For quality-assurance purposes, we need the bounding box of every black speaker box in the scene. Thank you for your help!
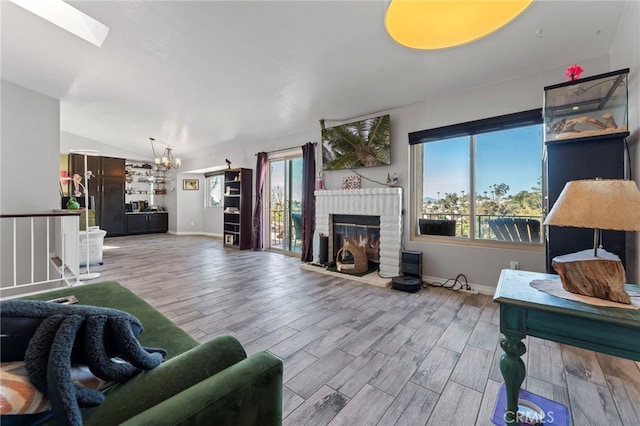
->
[402,250,422,278]
[319,235,329,265]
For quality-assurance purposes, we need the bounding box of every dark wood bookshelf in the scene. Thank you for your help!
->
[223,168,253,249]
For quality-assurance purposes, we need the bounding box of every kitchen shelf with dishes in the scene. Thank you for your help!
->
[125,161,172,211]
[124,161,170,234]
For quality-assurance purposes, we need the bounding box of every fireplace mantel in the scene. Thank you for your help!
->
[315,188,402,277]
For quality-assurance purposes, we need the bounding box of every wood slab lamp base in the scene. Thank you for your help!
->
[552,249,630,304]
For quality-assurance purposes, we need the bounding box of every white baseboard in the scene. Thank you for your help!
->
[169,231,223,239]
[202,232,223,238]
[470,283,496,296]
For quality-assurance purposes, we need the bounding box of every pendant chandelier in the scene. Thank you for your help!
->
[150,137,181,169]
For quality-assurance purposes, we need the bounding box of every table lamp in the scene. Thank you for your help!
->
[543,179,640,304]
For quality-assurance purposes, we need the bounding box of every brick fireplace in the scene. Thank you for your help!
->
[315,188,402,277]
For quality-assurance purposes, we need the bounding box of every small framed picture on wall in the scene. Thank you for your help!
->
[183,179,199,190]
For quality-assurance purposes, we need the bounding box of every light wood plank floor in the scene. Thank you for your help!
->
[88,234,640,425]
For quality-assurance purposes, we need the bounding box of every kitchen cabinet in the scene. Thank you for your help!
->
[126,212,168,234]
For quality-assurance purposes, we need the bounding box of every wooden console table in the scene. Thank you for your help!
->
[493,269,640,424]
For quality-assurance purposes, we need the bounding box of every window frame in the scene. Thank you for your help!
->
[409,109,545,250]
[205,172,224,208]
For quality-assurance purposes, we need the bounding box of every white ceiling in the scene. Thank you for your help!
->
[0,1,628,159]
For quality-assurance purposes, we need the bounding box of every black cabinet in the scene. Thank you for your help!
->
[223,168,252,249]
[70,154,100,179]
[545,133,628,273]
[100,176,126,235]
[70,155,126,237]
[126,212,168,234]
[148,212,169,233]
[101,157,126,177]
[543,69,629,274]
[126,214,149,234]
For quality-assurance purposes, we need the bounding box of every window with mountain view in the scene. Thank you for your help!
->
[411,110,543,244]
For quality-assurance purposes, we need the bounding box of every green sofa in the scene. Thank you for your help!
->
[16,282,283,426]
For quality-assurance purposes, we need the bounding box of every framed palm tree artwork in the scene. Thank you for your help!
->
[322,114,391,171]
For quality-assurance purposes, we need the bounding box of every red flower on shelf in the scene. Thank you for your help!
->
[565,64,584,81]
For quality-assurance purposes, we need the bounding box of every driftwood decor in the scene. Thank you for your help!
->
[552,249,631,304]
[549,113,628,140]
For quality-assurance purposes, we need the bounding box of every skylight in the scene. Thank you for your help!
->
[9,0,109,47]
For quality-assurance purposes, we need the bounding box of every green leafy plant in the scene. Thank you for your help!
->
[66,197,80,210]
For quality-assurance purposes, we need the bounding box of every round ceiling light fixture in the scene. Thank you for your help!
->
[385,0,534,50]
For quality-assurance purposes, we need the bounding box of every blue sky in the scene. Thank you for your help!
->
[423,125,542,199]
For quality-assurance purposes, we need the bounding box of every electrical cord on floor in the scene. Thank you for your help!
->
[423,273,470,291]
[377,270,397,279]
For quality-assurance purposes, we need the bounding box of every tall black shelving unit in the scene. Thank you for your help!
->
[223,168,253,250]
[545,132,628,273]
[543,68,630,275]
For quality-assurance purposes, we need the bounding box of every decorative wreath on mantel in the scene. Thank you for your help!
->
[336,245,368,274]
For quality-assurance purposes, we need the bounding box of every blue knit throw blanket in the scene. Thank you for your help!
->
[0,300,166,426]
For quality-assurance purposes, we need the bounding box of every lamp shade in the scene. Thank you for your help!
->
[544,179,640,231]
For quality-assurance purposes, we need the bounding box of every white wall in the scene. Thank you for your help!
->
[174,174,204,234]
[163,173,178,232]
[60,131,150,162]
[8,8,630,289]
[177,130,321,237]
[1,81,60,286]
[203,204,223,236]
[1,81,60,213]
[401,56,614,289]
[177,141,252,235]
[180,56,619,290]
[610,0,640,282]
[174,174,231,237]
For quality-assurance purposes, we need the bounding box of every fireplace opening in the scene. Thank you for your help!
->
[332,215,381,270]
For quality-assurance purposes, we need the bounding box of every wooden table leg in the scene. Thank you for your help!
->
[500,334,526,425]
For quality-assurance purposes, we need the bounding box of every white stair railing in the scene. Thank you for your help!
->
[1,211,80,298]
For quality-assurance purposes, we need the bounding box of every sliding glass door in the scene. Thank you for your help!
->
[268,155,302,254]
